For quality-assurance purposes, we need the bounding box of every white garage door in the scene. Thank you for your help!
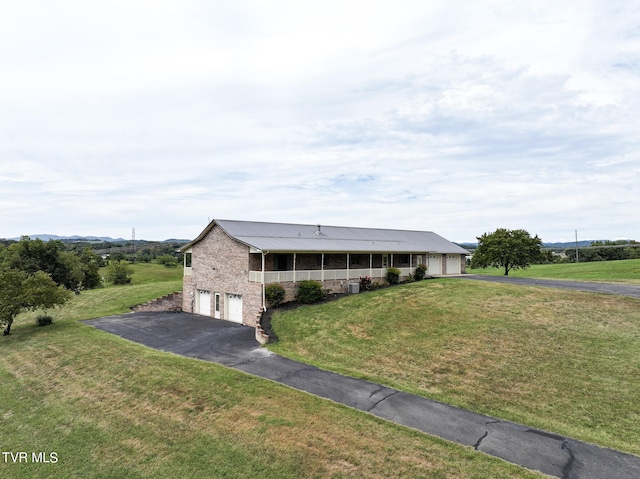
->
[226,294,243,323]
[197,290,211,316]
[446,255,461,275]
[428,254,442,275]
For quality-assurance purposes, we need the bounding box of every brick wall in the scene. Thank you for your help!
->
[132,292,183,312]
[182,224,263,327]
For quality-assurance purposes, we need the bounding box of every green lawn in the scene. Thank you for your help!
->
[126,262,184,285]
[1,263,545,479]
[467,258,640,283]
[268,278,640,457]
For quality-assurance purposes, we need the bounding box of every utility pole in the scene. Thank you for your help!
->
[575,230,579,263]
[132,227,136,262]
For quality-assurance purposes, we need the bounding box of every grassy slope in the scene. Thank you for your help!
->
[269,276,640,456]
[467,258,640,283]
[1,263,544,479]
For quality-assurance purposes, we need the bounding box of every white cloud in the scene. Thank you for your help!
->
[1,0,639,242]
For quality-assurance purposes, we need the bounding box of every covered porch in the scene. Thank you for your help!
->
[248,252,428,284]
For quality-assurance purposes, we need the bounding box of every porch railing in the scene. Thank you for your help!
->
[248,267,413,284]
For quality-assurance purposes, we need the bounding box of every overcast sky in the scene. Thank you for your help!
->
[1,1,639,242]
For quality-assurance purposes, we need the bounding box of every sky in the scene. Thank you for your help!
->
[1,1,639,243]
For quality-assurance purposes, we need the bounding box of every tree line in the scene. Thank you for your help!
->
[1,237,103,291]
[559,240,640,263]
[1,237,186,264]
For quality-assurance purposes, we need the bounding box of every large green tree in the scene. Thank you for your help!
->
[105,260,134,285]
[471,228,544,275]
[1,270,72,335]
[0,237,102,290]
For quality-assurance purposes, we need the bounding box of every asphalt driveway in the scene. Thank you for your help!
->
[456,274,640,298]
[84,311,640,479]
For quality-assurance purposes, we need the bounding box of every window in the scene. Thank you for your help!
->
[350,254,369,267]
[274,254,292,271]
[184,253,192,267]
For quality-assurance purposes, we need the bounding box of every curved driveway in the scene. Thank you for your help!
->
[85,307,640,479]
[455,275,640,298]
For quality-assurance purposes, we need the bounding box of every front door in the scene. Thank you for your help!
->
[214,293,221,319]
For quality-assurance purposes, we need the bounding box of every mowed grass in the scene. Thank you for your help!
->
[127,262,184,286]
[14,263,183,323]
[467,258,640,284]
[1,263,545,478]
[269,278,640,456]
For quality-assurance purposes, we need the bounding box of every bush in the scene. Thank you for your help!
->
[36,314,54,327]
[265,284,286,308]
[297,280,325,304]
[105,260,134,285]
[156,255,179,268]
[359,275,373,291]
[414,264,427,281]
[386,267,401,285]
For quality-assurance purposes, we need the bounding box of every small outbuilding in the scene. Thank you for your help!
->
[180,219,469,327]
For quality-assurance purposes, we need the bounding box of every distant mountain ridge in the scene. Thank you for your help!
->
[542,240,600,249]
[8,234,128,242]
[7,234,189,243]
[8,236,616,247]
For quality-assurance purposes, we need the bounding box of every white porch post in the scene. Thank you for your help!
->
[346,253,350,280]
[293,253,297,283]
[321,253,325,281]
[369,253,373,277]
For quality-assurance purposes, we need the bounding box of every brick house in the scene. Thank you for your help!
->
[180,219,469,327]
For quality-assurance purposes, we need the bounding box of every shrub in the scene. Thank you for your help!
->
[359,275,373,291]
[105,260,134,285]
[386,267,401,285]
[414,264,427,281]
[36,314,54,327]
[265,284,286,308]
[297,280,325,304]
[156,255,179,268]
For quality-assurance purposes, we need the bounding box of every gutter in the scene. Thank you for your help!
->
[261,250,269,313]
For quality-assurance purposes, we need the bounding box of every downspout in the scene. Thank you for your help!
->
[261,251,268,312]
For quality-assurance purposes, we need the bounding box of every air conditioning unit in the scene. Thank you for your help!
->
[348,283,360,294]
